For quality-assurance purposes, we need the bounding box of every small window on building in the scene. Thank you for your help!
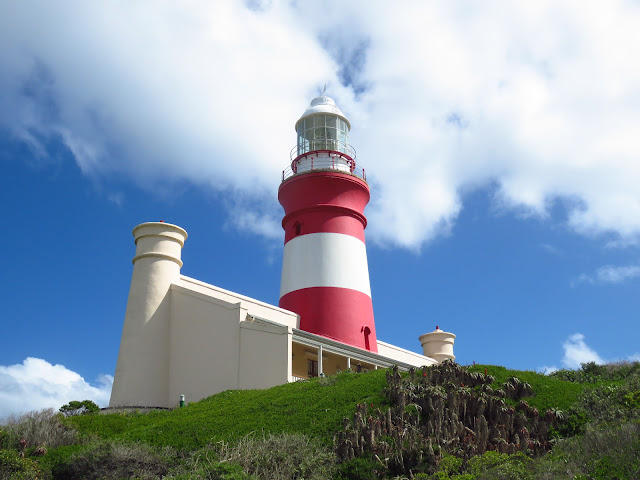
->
[294,221,301,237]
[308,359,318,377]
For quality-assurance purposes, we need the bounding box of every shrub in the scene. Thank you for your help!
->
[559,373,640,436]
[551,361,640,384]
[2,409,77,449]
[59,400,100,417]
[338,363,560,477]
[426,453,472,479]
[174,432,337,480]
[539,421,640,480]
[0,448,42,480]
[216,432,338,480]
[466,451,534,479]
[168,461,255,480]
[0,428,13,450]
[334,456,383,479]
[433,454,464,477]
[52,440,171,480]
[623,390,640,409]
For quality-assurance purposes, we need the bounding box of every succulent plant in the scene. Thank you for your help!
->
[335,363,557,475]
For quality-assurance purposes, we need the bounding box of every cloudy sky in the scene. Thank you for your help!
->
[1,0,639,419]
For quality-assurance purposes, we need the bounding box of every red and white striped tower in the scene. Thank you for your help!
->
[279,94,377,352]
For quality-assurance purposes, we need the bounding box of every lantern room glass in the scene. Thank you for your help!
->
[296,114,350,156]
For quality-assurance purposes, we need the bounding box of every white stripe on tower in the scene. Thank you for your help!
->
[280,232,371,298]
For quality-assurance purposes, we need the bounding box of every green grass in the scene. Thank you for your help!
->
[70,366,587,451]
[69,369,388,450]
[468,364,584,412]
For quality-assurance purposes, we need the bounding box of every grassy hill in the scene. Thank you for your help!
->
[1,362,639,479]
[70,369,390,449]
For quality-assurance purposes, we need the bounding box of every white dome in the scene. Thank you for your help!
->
[295,95,350,131]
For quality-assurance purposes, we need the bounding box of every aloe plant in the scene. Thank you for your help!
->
[336,361,560,476]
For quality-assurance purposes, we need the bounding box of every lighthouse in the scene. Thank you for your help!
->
[108,92,453,409]
[278,94,378,352]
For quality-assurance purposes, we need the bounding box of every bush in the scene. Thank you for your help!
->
[2,409,77,449]
[558,373,640,436]
[467,451,534,479]
[334,456,383,479]
[174,432,337,480]
[0,448,42,480]
[0,428,13,450]
[623,390,640,409]
[169,461,255,480]
[431,454,464,478]
[538,421,640,480]
[551,361,640,384]
[59,400,100,417]
[52,440,171,480]
[217,432,338,480]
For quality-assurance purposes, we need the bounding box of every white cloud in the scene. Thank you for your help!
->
[561,333,605,369]
[574,264,640,285]
[1,1,640,248]
[605,237,639,249]
[541,334,639,372]
[538,365,559,374]
[0,358,113,420]
[226,208,282,241]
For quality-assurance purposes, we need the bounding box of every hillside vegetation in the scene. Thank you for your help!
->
[1,361,639,479]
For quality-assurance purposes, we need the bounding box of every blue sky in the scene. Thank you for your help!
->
[1,1,639,418]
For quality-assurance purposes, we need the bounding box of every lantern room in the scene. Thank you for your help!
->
[294,95,352,157]
[284,95,364,181]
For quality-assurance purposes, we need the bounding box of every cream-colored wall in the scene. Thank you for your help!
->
[167,285,245,407]
[166,279,299,406]
[238,320,291,390]
[177,276,298,329]
[377,340,437,368]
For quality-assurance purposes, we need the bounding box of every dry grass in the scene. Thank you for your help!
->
[2,409,77,449]
[536,421,640,480]
[52,441,172,480]
[194,432,338,480]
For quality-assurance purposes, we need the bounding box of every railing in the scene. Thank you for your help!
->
[290,375,308,382]
[282,150,366,183]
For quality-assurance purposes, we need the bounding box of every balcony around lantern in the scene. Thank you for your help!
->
[281,139,366,183]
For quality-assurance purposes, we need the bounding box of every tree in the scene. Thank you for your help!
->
[59,400,100,417]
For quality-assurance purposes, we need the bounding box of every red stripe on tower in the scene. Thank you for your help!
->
[278,94,378,352]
